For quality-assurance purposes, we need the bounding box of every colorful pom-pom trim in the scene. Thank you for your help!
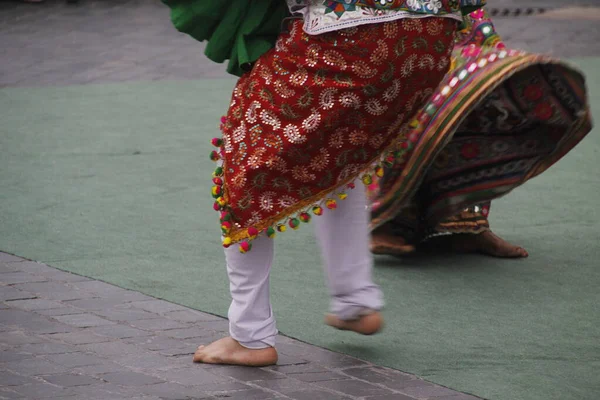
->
[210,114,412,253]
[288,218,300,230]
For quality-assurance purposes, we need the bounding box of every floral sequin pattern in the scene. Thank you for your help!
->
[213,19,456,249]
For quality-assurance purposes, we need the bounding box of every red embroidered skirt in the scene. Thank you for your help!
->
[212,18,458,251]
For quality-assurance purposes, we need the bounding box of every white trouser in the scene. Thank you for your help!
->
[224,181,383,349]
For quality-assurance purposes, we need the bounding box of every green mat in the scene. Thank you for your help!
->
[1,59,599,400]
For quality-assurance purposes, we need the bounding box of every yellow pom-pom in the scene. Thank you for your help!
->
[338,193,348,200]
[222,237,232,248]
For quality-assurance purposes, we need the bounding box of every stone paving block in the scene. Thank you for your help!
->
[197,380,252,393]
[252,377,308,393]
[42,373,100,387]
[127,335,190,352]
[0,331,44,346]
[0,370,36,386]
[104,291,156,303]
[0,388,27,399]
[0,309,30,324]
[17,342,78,355]
[269,362,329,374]
[73,360,132,375]
[297,348,369,368]
[344,367,414,384]
[285,390,353,400]
[65,297,126,310]
[0,264,20,274]
[6,299,64,311]
[379,378,435,392]
[292,371,349,382]
[400,384,462,398]
[216,388,282,400]
[89,324,153,339]
[164,309,223,323]
[26,320,74,335]
[92,306,158,321]
[0,350,34,363]
[161,327,215,340]
[42,270,93,283]
[271,353,309,366]
[130,318,188,331]
[80,341,144,357]
[121,334,162,347]
[139,382,212,399]
[45,352,104,368]
[0,287,36,302]
[10,382,72,399]
[112,352,173,370]
[100,371,165,386]
[70,280,129,294]
[129,300,189,314]
[0,272,47,285]
[0,310,62,330]
[68,283,153,302]
[11,282,95,301]
[62,383,135,399]
[10,262,59,275]
[6,358,68,376]
[35,307,85,317]
[210,365,286,382]
[157,347,195,357]
[52,313,116,328]
[194,319,230,332]
[0,254,24,263]
[316,379,393,397]
[153,367,229,386]
[45,331,111,345]
[365,395,417,400]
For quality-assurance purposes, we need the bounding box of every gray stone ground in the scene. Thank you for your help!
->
[0,253,480,400]
[1,1,599,399]
[0,0,599,88]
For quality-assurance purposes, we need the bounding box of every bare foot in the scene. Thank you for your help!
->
[193,337,278,366]
[325,311,383,335]
[426,231,528,258]
[370,226,416,256]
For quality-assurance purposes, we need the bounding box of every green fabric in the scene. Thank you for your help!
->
[1,58,598,400]
[162,0,289,77]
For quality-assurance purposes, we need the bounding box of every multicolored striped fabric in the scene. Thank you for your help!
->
[368,8,592,241]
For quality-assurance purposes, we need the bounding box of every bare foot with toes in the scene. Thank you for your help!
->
[193,337,278,366]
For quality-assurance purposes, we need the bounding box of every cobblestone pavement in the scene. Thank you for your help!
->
[0,252,481,400]
[0,0,599,88]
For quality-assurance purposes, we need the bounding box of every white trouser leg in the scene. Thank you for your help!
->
[314,180,384,320]
[225,235,277,349]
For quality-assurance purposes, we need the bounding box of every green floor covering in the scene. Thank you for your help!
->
[1,58,599,400]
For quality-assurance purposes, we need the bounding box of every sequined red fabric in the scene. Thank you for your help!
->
[217,18,457,245]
